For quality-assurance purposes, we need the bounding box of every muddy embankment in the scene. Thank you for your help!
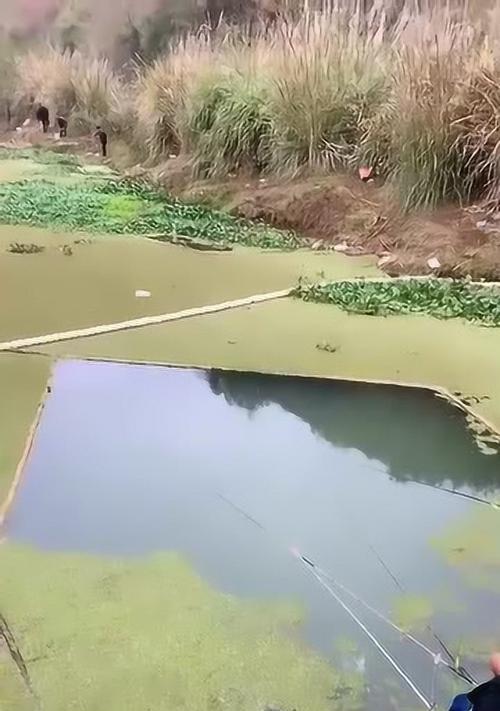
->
[122,148,500,282]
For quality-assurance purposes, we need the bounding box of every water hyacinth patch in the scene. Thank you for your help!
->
[0,178,297,249]
[295,278,500,326]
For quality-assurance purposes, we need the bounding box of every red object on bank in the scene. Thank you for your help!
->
[359,166,374,181]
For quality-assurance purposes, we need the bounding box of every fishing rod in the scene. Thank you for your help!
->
[293,551,434,710]
[411,480,500,509]
[360,462,500,510]
[294,549,475,686]
[215,492,466,707]
[216,492,476,684]
[359,539,477,686]
[322,481,477,686]
[0,612,40,709]
[219,491,472,680]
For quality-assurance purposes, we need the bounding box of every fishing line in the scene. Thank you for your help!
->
[294,552,434,710]
[215,492,265,530]
[304,557,446,666]
[295,550,474,686]
[360,462,500,510]
[360,540,476,685]
[411,480,500,509]
[326,473,477,685]
[215,491,451,707]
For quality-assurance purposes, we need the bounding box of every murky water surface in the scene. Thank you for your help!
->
[7,360,500,710]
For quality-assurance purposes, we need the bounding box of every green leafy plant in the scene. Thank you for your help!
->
[295,278,500,327]
[0,178,297,249]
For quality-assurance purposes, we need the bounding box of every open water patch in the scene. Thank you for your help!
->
[5,360,500,711]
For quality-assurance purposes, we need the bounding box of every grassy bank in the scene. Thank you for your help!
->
[6,1,500,210]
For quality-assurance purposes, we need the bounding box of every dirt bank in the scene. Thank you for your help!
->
[138,155,500,281]
[3,131,500,281]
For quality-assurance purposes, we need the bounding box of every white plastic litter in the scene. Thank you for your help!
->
[135,290,151,298]
[427,257,441,270]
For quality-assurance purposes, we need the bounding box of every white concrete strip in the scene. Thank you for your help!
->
[0,288,293,352]
[0,380,50,528]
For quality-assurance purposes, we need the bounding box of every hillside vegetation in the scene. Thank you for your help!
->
[3,0,500,210]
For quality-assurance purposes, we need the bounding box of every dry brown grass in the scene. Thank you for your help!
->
[14,48,132,133]
[12,0,500,208]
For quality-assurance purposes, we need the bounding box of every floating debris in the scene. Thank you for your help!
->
[8,242,44,255]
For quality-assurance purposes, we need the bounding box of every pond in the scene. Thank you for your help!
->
[5,359,500,711]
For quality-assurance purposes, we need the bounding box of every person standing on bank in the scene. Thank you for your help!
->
[449,653,500,710]
[94,126,108,158]
[56,116,68,138]
[36,104,50,133]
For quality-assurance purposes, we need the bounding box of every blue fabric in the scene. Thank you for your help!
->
[449,693,472,711]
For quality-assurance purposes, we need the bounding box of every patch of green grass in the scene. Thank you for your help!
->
[0,178,297,249]
[295,278,500,326]
[432,508,500,591]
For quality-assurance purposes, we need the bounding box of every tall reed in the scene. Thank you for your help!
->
[13,0,500,208]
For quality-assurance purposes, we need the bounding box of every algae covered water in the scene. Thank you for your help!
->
[6,360,500,711]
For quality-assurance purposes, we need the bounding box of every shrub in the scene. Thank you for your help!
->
[266,9,389,175]
[134,36,217,161]
[188,77,273,177]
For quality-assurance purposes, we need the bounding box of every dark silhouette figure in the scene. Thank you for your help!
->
[56,116,68,138]
[94,126,108,158]
[36,105,50,133]
[449,653,500,710]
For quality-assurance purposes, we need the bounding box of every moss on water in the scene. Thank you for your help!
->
[0,224,376,342]
[39,298,500,434]
[0,544,362,711]
[432,508,500,590]
[392,595,434,633]
[2,148,499,711]
[0,661,32,711]
[0,354,50,505]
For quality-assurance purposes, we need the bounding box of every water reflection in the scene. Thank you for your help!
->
[207,370,500,492]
